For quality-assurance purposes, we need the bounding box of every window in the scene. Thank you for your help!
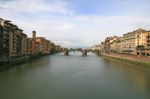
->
[3,44,6,48]
[3,31,7,36]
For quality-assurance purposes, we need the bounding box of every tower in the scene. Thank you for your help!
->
[32,31,36,39]
[32,31,36,55]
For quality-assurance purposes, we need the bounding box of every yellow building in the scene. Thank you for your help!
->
[121,30,137,54]
[103,37,113,52]
[103,36,119,53]
[100,28,150,56]
[120,28,150,55]
[136,29,150,55]
[109,36,120,53]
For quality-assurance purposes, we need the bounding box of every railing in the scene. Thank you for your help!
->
[136,45,144,50]
[136,45,150,50]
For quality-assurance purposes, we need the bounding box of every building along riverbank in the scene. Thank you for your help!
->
[0,18,62,64]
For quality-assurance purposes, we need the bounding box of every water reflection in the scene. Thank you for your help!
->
[0,52,150,99]
[102,57,150,95]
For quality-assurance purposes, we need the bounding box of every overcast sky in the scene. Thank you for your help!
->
[0,0,150,47]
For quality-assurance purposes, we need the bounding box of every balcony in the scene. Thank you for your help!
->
[136,45,144,50]
[136,45,150,50]
[147,44,150,46]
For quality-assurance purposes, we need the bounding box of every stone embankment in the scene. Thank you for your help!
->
[102,52,150,66]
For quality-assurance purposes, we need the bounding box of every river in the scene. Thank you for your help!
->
[0,51,150,99]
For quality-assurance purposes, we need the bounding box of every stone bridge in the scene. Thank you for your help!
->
[63,48,88,56]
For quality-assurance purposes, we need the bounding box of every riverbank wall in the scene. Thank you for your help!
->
[0,54,55,71]
[101,52,150,67]
[0,55,30,71]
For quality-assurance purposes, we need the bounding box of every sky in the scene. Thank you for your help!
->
[0,0,150,48]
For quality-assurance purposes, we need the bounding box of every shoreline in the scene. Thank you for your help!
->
[0,54,54,71]
[101,53,150,67]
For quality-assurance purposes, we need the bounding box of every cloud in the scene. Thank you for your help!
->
[0,0,70,14]
[0,0,150,47]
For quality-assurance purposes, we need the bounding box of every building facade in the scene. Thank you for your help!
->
[0,18,10,62]
[121,31,136,54]
[136,29,150,55]
[109,36,120,53]
[100,28,150,56]
[0,18,28,62]
[28,31,53,56]
[0,18,61,62]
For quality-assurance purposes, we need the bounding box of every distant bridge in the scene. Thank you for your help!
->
[63,48,100,56]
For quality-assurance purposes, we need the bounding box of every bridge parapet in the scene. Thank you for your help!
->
[82,50,87,56]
